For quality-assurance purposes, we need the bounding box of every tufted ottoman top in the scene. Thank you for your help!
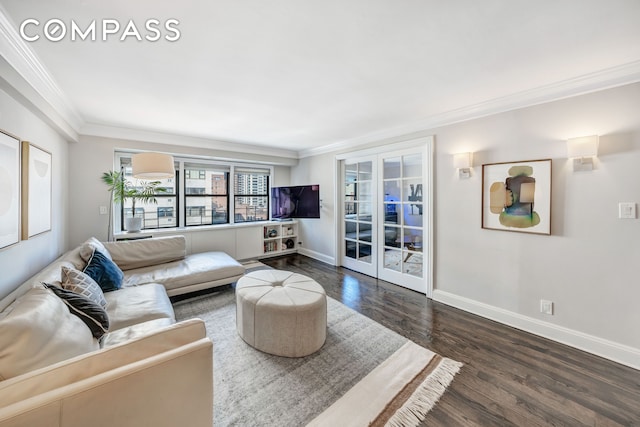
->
[236,269,327,357]
[236,269,325,305]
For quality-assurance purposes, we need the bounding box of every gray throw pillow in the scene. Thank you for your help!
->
[61,266,108,308]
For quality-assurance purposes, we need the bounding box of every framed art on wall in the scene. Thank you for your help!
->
[0,130,21,249]
[482,159,552,235]
[22,141,52,239]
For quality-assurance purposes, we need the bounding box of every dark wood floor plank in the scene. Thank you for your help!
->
[262,254,640,426]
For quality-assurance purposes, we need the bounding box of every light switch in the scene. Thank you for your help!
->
[618,202,636,219]
[99,206,108,215]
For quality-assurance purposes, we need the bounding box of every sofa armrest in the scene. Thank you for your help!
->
[0,319,213,427]
[103,236,187,270]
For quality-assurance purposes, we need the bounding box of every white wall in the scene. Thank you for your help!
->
[68,135,293,247]
[290,153,335,261]
[292,82,640,368]
[0,87,70,300]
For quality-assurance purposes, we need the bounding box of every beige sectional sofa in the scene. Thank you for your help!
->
[0,235,245,426]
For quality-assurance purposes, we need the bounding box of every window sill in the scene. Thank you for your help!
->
[113,220,295,239]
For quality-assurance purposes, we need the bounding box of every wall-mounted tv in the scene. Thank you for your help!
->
[271,185,320,219]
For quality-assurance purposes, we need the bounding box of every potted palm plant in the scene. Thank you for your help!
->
[102,170,167,236]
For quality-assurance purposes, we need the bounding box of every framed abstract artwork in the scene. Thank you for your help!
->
[0,130,21,249]
[482,159,552,235]
[21,141,52,239]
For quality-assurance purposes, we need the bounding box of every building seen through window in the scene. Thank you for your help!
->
[116,154,272,231]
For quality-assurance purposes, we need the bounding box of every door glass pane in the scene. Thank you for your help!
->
[344,201,356,216]
[345,182,355,199]
[383,180,400,202]
[358,203,372,219]
[345,221,357,239]
[358,182,372,202]
[403,154,422,178]
[359,223,372,242]
[403,178,423,203]
[403,251,423,277]
[403,202,422,218]
[384,207,400,224]
[404,229,423,250]
[384,249,402,271]
[384,226,400,247]
[345,164,357,182]
[358,243,372,261]
[358,161,372,181]
[384,157,401,179]
[345,240,356,259]
[403,203,423,227]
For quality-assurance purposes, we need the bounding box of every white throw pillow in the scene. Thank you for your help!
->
[0,286,98,380]
[79,237,113,264]
[61,266,108,308]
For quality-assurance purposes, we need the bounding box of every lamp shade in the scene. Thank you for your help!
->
[132,152,175,179]
[453,152,471,169]
[567,135,598,158]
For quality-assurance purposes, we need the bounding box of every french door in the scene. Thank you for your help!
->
[377,150,426,293]
[341,156,377,277]
[339,140,431,295]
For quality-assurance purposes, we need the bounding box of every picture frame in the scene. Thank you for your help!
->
[21,141,52,239]
[482,159,552,235]
[0,130,21,249]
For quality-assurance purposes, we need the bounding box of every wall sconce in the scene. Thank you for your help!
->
[567,135,598,171]
[132,152,175,179]
[453,152,472,179]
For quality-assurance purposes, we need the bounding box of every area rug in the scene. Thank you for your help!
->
[173,280,461,426]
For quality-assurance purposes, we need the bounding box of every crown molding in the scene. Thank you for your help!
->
[81,122,299,162]
[298,60,640,158]
[0,6,83,141]
[1,2,638,156]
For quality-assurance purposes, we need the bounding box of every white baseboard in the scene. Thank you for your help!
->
[298,248,335,266]
[432,290,640,371]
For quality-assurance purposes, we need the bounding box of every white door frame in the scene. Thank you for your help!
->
[334,136,434,297]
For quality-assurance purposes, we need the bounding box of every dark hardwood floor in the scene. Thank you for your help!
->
[261,254,640,427]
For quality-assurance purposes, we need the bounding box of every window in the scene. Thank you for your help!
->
[115,153,273,231]
[234,169,269,223]
[118,157,177,231]
[184,163,229,226]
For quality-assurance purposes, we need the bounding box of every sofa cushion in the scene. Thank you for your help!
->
[101,318,174,348]
[104,236,186,271]
[83,249,124,292]
[44,284,110,340]
[104,283,175,331]
[61,266,107,308]
[123,251,244,293]
[0,287,98,380]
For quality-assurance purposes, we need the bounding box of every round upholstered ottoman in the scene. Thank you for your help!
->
[236,269,327,357]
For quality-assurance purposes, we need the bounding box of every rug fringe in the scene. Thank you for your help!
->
[385,358,463,427]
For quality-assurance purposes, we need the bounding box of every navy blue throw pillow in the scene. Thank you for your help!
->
[83,249,124,292]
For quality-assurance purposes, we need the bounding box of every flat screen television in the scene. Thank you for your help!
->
[271,185,320,219]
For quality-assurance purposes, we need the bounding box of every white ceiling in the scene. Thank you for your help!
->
[1,0,640,156]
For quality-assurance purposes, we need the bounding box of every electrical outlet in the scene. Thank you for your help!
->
[540,299,553,315]
[99,206,108,215]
